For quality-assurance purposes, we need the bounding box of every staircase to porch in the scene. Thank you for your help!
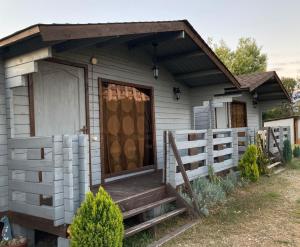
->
[93,171,192,238]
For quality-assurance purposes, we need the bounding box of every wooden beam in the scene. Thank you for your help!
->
[6,75,27,88]
[0,26,40,47]
[5,47,52,68]
[128,31,185,50]
[5,61,38,78]
[157,50,205,63]
[175,69,222,80]
[53,37,106,53]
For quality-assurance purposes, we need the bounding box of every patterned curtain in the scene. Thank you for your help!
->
[102,83,153,175]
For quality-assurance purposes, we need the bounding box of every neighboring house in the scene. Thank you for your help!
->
[264,116,300,145]
[0,20,290,246]
[194,71,290,131]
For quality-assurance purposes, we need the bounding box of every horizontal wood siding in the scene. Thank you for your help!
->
[0,59,8,211]
[55,45,192,185]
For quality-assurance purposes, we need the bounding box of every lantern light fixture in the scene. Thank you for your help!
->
[173,87,181,100]
[152,42,159,80]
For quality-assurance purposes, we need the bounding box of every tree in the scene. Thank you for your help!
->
[281,77,297,96]
[210,38,267,75]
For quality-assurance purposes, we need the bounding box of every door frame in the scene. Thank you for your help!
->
[98,78,157,183]
[230,100,248,128]
[28,57,92,187]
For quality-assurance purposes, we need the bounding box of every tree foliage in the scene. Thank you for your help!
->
[281,77,297,96]
[210,37,267,75]
[70,187,124,247]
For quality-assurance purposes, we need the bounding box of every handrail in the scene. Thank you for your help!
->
[168,132,200,216]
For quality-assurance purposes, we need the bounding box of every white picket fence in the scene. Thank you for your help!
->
[8,134,89,226]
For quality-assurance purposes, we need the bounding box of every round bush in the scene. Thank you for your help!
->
[293,145,300,158]
[70,187,124,247]
[283,140,292,163]
[238,144,259,182]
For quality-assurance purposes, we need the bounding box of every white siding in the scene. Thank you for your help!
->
[0,59,8,211]
[54,45,193,185]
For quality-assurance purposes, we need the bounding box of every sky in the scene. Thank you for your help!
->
[0,0,299,78]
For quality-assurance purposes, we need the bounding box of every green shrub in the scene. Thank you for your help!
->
[220,176,235,194]
[191,177,226,215]
[293,145,300,158]
[238,144,259,182]
[283,139,292,163]
[70,187,124,247]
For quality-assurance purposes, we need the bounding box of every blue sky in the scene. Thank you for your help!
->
[1,0,299,78]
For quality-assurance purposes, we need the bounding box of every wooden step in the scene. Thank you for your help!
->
[124,208,187,237]
[273,168,286,175]
[267,161,281,169]
[123,196,177,219]
[117,186,167,212]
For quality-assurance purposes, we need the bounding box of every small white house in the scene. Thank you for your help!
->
[194,71,290,131]
[0,20,291,246]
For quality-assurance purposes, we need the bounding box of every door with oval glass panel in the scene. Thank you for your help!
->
[100,80,155,177]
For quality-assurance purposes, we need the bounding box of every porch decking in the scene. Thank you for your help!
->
[92,171,163,202]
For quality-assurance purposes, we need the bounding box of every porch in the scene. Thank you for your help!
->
[3,125,290,238]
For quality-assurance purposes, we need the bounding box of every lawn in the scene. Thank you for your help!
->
[125,160,300,247]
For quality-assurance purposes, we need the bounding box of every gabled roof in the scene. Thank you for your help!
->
[0,20,240,88]
[236,71,290,101]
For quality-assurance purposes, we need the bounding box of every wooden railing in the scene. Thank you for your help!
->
[166,128,246,187]
[8,135,89,226]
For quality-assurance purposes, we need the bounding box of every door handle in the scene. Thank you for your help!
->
[80,126,89,134]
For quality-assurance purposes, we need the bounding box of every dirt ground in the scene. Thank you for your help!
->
[163,169,300,247]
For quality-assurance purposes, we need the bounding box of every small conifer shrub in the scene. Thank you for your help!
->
[293,145,300,158]
[69,187,124,247]
[238,144,259,182]
[283,139,292,163]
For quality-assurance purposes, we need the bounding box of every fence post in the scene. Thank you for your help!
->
[53,135,64,226]
[167,131,176,188]
[206,129,213,166]
[232,128,239,166]
[78,134,90,202]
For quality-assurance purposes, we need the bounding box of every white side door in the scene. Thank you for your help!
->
[33,61,86,136]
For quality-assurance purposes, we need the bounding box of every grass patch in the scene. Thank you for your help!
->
[124,231,153,247]
[123,215,190,247]
[287,159,300,170]
[264,191,281,200]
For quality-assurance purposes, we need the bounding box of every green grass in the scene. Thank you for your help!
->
[124,231,153,247]
[287,159,300,170]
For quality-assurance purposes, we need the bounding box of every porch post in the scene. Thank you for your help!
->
[53,135,64,226]
[206,129,213,166]
[231,128,239,166]
[63,135,74,224]
[78,134,90,202]
[166,131,176,188]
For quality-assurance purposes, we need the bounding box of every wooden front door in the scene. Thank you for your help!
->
[231,101,247,128]
[100,80,154,177]
[32,61,86,136]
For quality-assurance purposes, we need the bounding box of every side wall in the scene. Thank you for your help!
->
[0,59,8,212]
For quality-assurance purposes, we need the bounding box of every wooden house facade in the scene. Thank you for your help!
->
[0,20,290,246]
